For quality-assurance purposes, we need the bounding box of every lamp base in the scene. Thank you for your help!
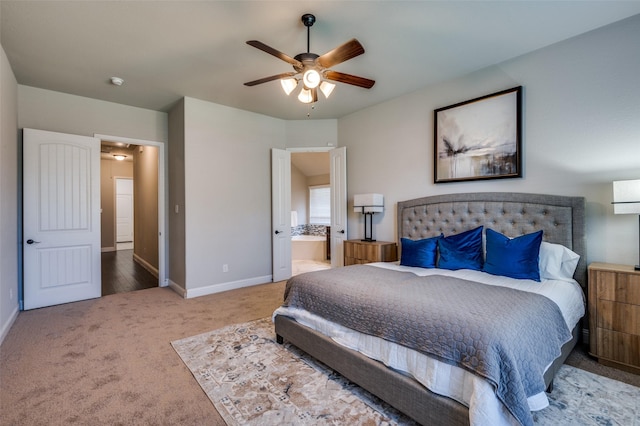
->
[635,265,640,271]
[361,238,376,242]
[362,212,377,242]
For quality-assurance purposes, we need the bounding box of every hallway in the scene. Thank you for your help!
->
[101,249,157,295]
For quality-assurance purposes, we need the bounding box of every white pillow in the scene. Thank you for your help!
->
[539,241,580,281]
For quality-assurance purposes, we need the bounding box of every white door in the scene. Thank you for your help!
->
[330,147,347,267]
[271,148,292,281]
[116,178,134,243]
[23,128,101,310]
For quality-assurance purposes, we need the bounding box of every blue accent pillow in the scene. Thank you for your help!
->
[483,228,543,281]
[437,226,483,271]
[400,236,441,268]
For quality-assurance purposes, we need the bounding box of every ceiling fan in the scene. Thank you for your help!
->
[244,13,375,104]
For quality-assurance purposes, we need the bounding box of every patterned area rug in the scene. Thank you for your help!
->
[171,318,640,426]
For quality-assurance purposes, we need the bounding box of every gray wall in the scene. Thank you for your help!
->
[341,15,640,266]
[285,119,338,149]
[18,87,169,269]
[0,45,19,343]
[179,97,286,296]
[168,98,186,289]
[18,86,167,143]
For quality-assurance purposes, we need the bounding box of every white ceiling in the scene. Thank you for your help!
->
[2,2,639,121]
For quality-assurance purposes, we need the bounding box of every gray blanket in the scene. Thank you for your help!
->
[282,265,572,426]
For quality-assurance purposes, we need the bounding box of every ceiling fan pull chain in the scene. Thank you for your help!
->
[307,103,316,118]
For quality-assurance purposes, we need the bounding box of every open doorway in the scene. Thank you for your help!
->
[272,147,346,282]
[290,152,332,276]
[99,139,160,295]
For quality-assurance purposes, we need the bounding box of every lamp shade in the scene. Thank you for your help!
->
[319,81,335,98]
[280,78,298,95]
[613,179,640,214]
[354,193,384,213]
[298,88,314,104]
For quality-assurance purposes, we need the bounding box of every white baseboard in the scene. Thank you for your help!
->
[167,279,187,297]
[0,305,19,346]
[133,253,159,278]
[184,275,273,299]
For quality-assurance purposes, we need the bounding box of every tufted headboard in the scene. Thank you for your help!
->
[397,192,587,287]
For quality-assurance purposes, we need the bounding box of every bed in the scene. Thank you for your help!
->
[273,192,586,426]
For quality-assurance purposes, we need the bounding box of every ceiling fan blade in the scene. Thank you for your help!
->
[246,40,302,67]
[317,39,365,68]
[244,72,296,87]
[324,70,375,89]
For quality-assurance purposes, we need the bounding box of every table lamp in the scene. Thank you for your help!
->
[613,179,640,270]
[353,194,383,242]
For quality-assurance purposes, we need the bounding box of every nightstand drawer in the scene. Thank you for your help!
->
[596,329,640,367]
[596,299,640,334]
[596,271,640,303]
[352,243,385,260]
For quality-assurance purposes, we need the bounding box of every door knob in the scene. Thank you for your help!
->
[339,230,345,234]
[274,230,281,235]
[26,239,41,245]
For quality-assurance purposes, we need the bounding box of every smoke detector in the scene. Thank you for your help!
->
[110,77,124,86]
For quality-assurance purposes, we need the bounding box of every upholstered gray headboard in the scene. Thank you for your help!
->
[397,192,587,287]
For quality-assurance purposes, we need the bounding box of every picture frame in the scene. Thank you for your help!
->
[434,86,522,183]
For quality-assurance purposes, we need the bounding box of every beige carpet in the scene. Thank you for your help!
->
[0,282,286,425]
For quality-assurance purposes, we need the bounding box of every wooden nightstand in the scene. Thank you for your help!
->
[344,240,398,266]
[588,262,640,374]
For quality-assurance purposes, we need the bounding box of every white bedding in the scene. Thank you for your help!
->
[273,263,585,426]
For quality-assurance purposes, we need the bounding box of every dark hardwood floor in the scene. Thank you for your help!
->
[101,249,158,295]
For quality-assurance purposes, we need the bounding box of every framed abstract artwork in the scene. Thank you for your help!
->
[434,86,522,183]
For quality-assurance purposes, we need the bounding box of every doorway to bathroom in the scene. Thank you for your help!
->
[271,147,347,282]
[290,151,332,275]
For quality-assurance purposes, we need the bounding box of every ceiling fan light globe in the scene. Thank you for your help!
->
[298,88,314,104]
[280,78,298,95]
[320,81,336,98]
[302,69,320,89]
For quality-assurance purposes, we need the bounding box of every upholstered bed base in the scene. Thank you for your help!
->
[275,315,580,426]
[274,192,586,425]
